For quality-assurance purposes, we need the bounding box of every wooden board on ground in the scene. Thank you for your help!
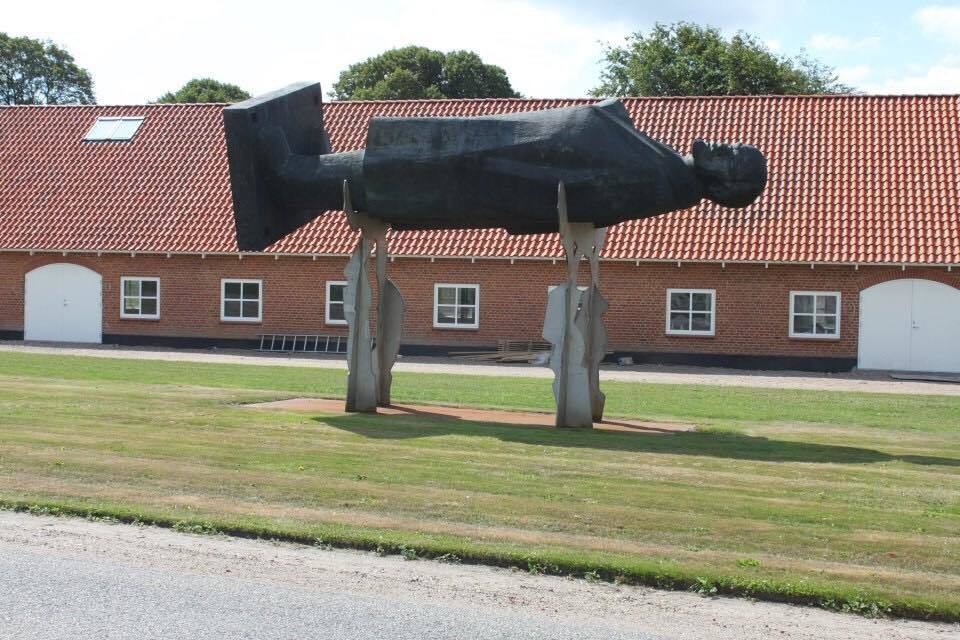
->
[450,339,552,363]
[889,373,960,384]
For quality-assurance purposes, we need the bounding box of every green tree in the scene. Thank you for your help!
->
[593,23,851,97]
[156,78,250,104]
[0,33,95,105]
[331,46,519,100]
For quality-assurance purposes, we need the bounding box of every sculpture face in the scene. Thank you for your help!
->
[692,140,768,208]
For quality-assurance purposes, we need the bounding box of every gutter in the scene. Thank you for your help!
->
[0,248,957,271]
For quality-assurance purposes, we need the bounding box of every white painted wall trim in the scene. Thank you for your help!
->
[1,248,957,270]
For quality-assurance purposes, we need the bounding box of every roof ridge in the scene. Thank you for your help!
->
[6,94,957,110]
[328,94,960,105]
[0,103,227,109]
[621,93,960,100]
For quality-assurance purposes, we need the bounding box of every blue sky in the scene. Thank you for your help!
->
[6,1,960,103]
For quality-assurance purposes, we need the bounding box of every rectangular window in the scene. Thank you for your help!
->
[666,288,715,336]
[325,281,347,325]
[790,291,840,338]
[221,279,262,322]
[84,117,144,141]
[434,284,479,329]
[120,277,159,319]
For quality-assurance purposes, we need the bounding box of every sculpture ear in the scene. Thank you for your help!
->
[692,139,709,160]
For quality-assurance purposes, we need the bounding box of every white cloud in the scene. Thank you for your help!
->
[836,65,872,86]
[809,33,880,52]
[858,5,960,94]
[914,4,960,43]
[864,62,960,94]
[532,0,801,33]
[764,39,782,53]
[4,0,628,103]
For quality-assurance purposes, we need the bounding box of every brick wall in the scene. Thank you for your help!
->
[1,251,958,361]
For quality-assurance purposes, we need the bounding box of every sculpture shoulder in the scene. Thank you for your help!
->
[590,98,633,124]
[364,99,650,163]
[504,98,634,134]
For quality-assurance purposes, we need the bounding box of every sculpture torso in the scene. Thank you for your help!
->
[222,83,749,250]
[362,99,702,234]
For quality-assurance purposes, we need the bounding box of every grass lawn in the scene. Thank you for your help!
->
[0,351,958,620]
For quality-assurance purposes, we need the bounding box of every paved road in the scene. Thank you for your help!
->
[0,548,647,640]
[3,342,959,396]
[0,513,954,640]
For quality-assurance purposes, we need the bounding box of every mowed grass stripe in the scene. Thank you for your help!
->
[5,408,955,538]
[4,379,955,527]
[3,375,958,535]
[1,351,959,430]
[3,378,957,546]
[0,351,958,620]
[4,475,958,595]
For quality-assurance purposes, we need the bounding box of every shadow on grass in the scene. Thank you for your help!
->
[317,410,960,467]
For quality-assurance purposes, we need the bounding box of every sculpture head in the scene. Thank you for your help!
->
[691,140,767,208]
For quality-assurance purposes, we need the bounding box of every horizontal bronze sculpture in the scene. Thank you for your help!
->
[223,82,767,425]
[223,82,766,250]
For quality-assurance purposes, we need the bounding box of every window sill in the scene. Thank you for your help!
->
[325,321,348,327]
[433,324,480,331]
[119,316,161,322]
[665,332,715,338]
[219,318,263,325]
[788,334,841,341]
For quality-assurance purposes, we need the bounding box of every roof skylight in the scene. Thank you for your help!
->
[84,117,144,142]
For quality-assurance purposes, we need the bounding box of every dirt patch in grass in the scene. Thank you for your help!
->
[247,397,697,434]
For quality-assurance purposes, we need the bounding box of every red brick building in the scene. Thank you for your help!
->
[1,96,958,372]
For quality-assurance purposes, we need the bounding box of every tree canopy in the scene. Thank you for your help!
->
[593,23,851,97]
[156,78,250,104]
[0,33,95,105]
[331,46,520,100]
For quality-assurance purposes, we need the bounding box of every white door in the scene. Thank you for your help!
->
[858,279,960,373]
[910,280,960,373]
[24,263,103,343]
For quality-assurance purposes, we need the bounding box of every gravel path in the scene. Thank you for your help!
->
[2,342,959,396]
[0,512,955,640]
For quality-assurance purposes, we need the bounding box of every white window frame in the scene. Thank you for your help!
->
[789,291,841,339]
[325,281,347,326]
[84,116,144,141]
[665,288,716,336]
[119,276,160,320]
[433,283,480,329]
[220,278,262,322]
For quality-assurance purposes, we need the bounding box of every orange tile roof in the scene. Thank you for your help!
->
[1,95,958,264]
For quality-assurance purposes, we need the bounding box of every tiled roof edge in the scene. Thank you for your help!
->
[2,247,957,268]
[0,103,228,109]
[4,94,959,111]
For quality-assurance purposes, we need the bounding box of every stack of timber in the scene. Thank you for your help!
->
[450,340,552,363]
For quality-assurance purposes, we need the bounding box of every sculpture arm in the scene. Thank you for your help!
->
[223,82,366,250]
[257,123,366,212]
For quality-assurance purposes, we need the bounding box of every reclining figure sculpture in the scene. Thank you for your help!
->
[223,82,767,425]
